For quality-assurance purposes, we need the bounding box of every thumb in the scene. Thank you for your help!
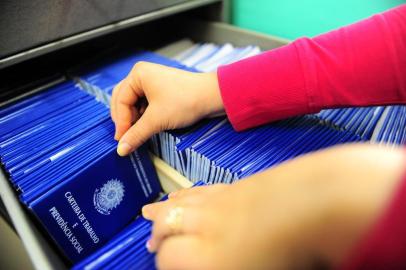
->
[116,108,158,156]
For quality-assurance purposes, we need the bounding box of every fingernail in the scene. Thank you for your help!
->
[146,240,152,252]
[117,141,133,156]
[142,205,152,219]
[146,239,155,253]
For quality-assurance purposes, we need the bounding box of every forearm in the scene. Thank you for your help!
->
[218,5,406,131]
[237,144,406,268]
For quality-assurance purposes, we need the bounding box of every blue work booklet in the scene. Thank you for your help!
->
[72,181,205,270]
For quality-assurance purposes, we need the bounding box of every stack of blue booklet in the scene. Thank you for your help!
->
[0,81,161,262]
[172,42,261,72]
[314,106,385,140]
[369,106,406,144]
[313,105,406,145]
[72,181,205,270]
[155,117,362,183]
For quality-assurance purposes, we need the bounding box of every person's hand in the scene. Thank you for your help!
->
[110,62,224,156]
[142,144,406,270]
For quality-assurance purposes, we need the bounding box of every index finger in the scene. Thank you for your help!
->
[114,67,144,139]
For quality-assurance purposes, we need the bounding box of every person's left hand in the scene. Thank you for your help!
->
[142,181,288,270]
[142,144,406,270]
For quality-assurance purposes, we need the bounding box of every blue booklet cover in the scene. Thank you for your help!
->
[28,145,161,262]
[72,182,205,270]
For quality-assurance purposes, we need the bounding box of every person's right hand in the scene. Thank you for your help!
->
[110,62,225,156]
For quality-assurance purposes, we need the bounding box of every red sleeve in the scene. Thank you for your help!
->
[217,5,406,131]
[339,170,406,270]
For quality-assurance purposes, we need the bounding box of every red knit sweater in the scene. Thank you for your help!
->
[218,5,406,269]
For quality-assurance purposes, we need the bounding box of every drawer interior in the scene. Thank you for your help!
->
[0,18,287,270]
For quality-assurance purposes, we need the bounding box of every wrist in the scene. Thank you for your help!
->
[199,72,225,118]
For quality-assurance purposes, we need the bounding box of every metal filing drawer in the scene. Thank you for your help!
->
[0,3,289,269]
